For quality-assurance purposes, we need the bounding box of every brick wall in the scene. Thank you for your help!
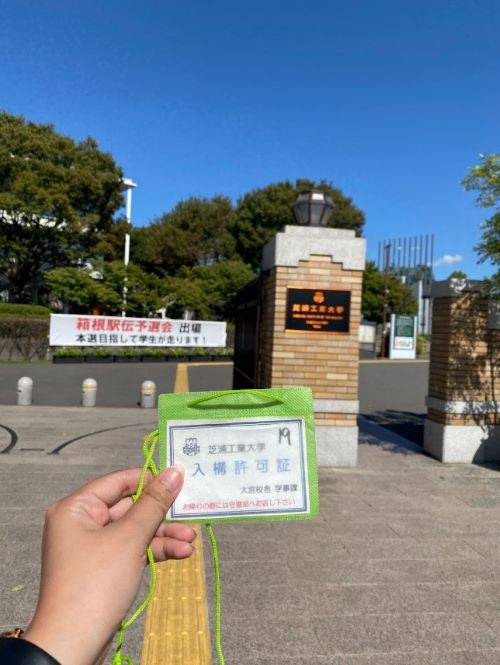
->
[258,255,362,426]
[428,291,500,427]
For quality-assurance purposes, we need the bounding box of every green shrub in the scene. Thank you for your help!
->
[0,303,50,318]
[84,346,113,358]
[123,346,142,357]
[416,334,428,356]
[51,345,233,360]
[141,347,168,357]
[53,346,83,357]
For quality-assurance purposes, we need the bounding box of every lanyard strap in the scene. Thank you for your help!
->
[112,431,226,665]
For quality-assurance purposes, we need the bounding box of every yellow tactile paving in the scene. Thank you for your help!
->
[173,363,190,394]
[140,526,212,665]
[140,362,213,665]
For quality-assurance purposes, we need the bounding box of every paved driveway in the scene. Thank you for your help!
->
[0,360,429,443]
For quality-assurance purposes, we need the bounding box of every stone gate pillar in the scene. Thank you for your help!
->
[424,279,500,462]
[257,225,365,466]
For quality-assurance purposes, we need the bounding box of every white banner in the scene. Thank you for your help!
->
[49,314,226,347]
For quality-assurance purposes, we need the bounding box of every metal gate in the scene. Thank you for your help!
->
[232,277,261,389]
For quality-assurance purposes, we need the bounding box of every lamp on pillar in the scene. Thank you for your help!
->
[120,177,137,317]
[293,190,334,227]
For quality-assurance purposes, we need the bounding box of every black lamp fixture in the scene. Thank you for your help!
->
[293,190,334,227]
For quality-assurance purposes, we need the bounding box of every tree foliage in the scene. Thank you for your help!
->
[1,111,369,324]
[161,259,255,321]
[132,175,365,320]
[462,154,500,293]
[362,261,418,323]
[448,270,467,280]
[0,112,124,302]
[133,180,366,276]
[230,179,365,269]
[462,154,500,209]
[185,259,255,320]
[133,195,236,275]
[44,262,163,317]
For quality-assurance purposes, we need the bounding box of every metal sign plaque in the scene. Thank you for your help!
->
[285,288,350,333]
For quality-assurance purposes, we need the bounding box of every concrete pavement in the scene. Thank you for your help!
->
[0,406,154,663]
[2,404,500,663]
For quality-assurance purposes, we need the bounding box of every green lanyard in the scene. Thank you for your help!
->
[112,430,225,665]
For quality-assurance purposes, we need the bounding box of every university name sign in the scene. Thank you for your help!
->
[49,314,226,347]
[285,288,350,333]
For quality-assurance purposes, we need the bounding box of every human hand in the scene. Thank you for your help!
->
[23,466,195,665]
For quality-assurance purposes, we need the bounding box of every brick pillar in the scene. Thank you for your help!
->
[424,279,500,462]
[257,225,365,466]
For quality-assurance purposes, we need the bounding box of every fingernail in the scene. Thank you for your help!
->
[159,465,185,492]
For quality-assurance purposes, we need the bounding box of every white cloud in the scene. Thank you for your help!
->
[433,254,464,268]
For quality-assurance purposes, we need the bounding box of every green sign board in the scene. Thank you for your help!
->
[394,315,415,339]
[390,314,417,358]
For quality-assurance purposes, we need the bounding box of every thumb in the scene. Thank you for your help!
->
[120,465,185,545]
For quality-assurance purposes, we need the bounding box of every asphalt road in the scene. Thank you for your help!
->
[0,360,428,443]
[358,360,429,446]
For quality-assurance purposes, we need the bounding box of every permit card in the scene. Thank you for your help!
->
[158,387,319,523]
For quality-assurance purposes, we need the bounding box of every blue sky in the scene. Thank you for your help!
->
[1,0,499,279]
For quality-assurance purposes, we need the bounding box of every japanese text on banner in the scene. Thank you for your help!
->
[49,314,226,347]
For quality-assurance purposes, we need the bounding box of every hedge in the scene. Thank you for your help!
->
[0,303,51,318]
[53,346,233,359]
[0,318,50,360]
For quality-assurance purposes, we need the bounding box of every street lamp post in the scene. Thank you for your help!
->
[120,178,137,317]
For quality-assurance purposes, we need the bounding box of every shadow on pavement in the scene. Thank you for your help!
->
[361,410,425,446]
[359,416,424,456]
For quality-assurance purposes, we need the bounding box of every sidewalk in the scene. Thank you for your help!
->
[2,406,500,663]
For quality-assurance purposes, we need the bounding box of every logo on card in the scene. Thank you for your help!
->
[183,437,200,456]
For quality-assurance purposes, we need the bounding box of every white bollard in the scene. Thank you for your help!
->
[17,376,33,406]
[141,380,156,408]
[81,378,97,407]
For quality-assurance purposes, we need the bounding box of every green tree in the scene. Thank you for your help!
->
[448,270,467,280]
[0,112,124,303]
[159,276,211,320]
[362,261,418,323]
[44,266,111,312]
[44,261,163,317]
[462,154,500,293]
[103,262,165,317]
[185,259,255,321]
[160,259,255,321]
[133,195,236,275]
[230,179,365,269]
